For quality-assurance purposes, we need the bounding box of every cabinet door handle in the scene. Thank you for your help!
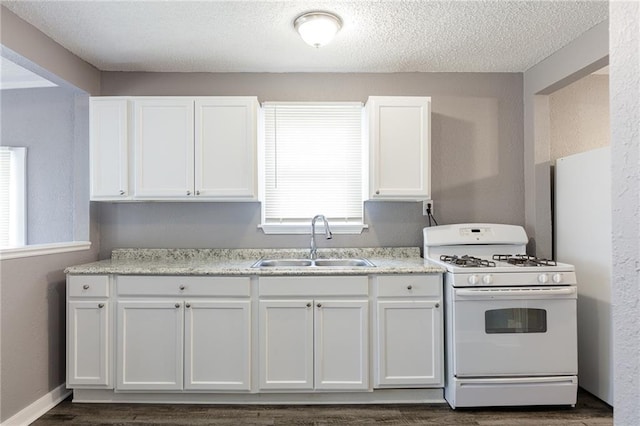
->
[317,303,322,308]
[186,303,191,308]
[375,190,380,195]
[98,303,104,308]
[175,303,181,308]
[196,190,200,195]
[186,190,191,196]
[82,284,90,290]
[306,303,312,308]
[179,285,185,290]
[119,190,125,196]
[435,303,440,308]
[407,285,413,290]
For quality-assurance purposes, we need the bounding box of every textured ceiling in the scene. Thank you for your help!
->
[1,1,608,73]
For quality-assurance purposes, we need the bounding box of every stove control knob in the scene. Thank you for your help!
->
[468,275,480,285]
[482,274,494,285]
[552,273,563,284]
[538,273,550,284]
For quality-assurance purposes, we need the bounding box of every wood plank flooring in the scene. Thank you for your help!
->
[33,389,612,425]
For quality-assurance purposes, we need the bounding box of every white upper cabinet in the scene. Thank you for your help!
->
[90,98,129,200]
[89,96,259,201]
[134,98,195,199]
[195,98,258,199]
[366,96,431,201]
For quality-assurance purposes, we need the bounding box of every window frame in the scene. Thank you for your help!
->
[0,146,27,248]
[258,101,368,235]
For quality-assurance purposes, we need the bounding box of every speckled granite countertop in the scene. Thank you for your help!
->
[65,248,444,276]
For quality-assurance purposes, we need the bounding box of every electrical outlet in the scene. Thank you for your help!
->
[423,200,433,216]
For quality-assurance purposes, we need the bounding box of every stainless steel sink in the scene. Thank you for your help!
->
[252,258,375,268]
[313,258,375,267]
[253,259,313,267]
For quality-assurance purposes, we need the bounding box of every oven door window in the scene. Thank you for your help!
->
[485,308,547,334]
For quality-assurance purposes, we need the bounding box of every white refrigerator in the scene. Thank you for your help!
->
[554,146,613,405]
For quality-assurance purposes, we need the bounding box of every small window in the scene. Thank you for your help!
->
[0,147,27,247]
[260,102,365,234]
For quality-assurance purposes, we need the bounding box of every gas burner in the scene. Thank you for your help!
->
[440,255,496,268]
[492,254,558,267]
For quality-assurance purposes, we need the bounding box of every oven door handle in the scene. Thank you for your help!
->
[455,287,577,298]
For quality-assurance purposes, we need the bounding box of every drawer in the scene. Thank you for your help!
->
[259,276,368,296]
[376,275,441,298]
[117,275,250,297]
[68,275,110,298]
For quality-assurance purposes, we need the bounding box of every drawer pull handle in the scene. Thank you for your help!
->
[186,303,191,308]
[83,284,90,290]
[179,285,185,290]
[306,303,312,308]
[317,303,322,308]
[407,285,413,290]
[435,303,440,308]
[175,303,180,308]
[98,303,104,308]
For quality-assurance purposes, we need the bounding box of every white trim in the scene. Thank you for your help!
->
[72,388,444,404]
[259,223,368,235]
[0,241,91,261]
[0,383,71,426]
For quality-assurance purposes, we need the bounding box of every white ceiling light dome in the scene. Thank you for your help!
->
[294,11,342,48]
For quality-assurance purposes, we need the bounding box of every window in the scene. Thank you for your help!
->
[260,102,365,234]
[0,146,26,247]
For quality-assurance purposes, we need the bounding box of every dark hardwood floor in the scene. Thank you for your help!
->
[33,389,612,425]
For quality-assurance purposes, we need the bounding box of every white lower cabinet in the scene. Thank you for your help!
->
[374,275,443,388]
[117,300,185,390]
[116,276,251,392]
[67,275,111,388]
[258,276,369,391]
[259,300,314,390]
[184,300,251,390]
[67,271,444,399]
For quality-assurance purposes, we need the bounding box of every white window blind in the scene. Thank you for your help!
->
[261,102,364,232]
[0,147,26,247]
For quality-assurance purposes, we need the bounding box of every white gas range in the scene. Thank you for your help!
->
[424,223,578,409]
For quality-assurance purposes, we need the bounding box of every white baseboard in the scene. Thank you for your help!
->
[1,383,70,426]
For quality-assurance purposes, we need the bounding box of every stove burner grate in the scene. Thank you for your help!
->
[440,255,496,268]
[492,254,557,267]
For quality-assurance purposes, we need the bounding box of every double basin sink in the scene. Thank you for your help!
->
[252,258,375,268]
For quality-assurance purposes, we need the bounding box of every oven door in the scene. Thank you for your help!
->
[451,286,577,377]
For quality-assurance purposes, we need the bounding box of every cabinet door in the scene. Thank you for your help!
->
[195,98,258,199]
[375,300,442,387]
[67,300,110,387]
[314,300,369,390]
[184,300,251,391]
[367,96,431,200]
[259,300,314,390]
[134,99,194,198]
[116,300,184,390]
[90,98,129,200]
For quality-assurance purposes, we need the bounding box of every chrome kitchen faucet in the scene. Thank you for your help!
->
[310,214,333,260]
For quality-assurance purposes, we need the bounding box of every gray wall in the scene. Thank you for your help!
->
[611,1,640,423]
[1,87,77,245]
[523,21,609,258]
[0,6,100,423]
[98,72,524,258]
[549,74,609,162]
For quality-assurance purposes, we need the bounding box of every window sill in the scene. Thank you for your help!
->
[0,241,92,261]
[259,223,368,235]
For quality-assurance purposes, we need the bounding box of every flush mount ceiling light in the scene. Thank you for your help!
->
[294,11,342,48]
